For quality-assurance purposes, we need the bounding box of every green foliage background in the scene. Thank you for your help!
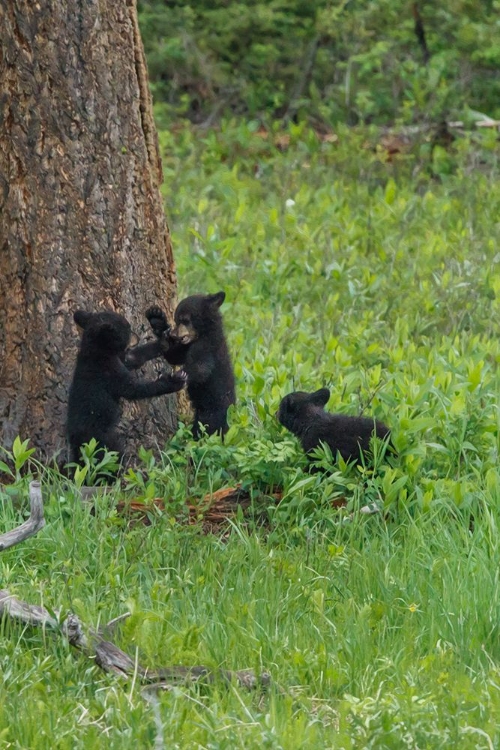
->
[138,0,500,124]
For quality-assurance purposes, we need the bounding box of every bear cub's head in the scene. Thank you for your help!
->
[277,388,331,432]
[171,291,225,344]
[74,309,137,356]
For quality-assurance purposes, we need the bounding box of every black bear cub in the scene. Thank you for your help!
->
[67,309,187,464]
[277,388,390,466]
[131,292,236,438]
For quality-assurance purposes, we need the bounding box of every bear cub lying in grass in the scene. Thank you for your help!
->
[277,388,390,466]
[127,291,235,438]
[67,309,187,464]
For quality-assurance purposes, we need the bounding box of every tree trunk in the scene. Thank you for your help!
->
[0,0,179,463]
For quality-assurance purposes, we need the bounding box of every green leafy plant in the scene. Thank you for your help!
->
[68,438,121,487]
[0,436,36,483]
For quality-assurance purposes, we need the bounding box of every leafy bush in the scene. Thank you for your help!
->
[139,1,500,124]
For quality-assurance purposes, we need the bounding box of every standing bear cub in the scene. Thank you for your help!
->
[67,309,187,464]
[277,388,390,466]
[128,292,236,438]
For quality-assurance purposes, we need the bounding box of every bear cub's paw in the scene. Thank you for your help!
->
[157,368,187,390]
[146,306,169,338]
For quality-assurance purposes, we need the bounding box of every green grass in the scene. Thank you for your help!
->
[2,121,500,748]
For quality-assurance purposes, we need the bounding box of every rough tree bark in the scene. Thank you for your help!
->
[0,0,179,462]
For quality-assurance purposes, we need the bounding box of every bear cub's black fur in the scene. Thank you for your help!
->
[67,309,187,464]
[277,388,390,466]
[129,292,236,438]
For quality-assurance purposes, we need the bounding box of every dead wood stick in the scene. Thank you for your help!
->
[99,611,131,637]
[412,2,430,64]
[0,481,45,551]
[0,590,270,690]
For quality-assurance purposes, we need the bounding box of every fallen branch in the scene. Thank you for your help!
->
[114,484,284,533]
[0,590,270,691]
[0,481,45,551]
[448,117,500,129]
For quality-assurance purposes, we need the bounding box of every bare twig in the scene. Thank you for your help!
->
[283,35,321,125]
[448,118,500,129]
[99,611,131,637]
[0,590,271,690]
[412,2,430,64]
[0,481,45,551]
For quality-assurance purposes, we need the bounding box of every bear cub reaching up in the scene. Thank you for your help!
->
[277,388,390,466]
[136,292,236,438]
[67,309,187,464]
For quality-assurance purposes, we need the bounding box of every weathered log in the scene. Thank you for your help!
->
[0,481,45,551]
[0,589,271,690]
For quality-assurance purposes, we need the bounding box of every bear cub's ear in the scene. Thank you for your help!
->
[207,291,225,308]
[74,310,92,329]
[309,388,330,408]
